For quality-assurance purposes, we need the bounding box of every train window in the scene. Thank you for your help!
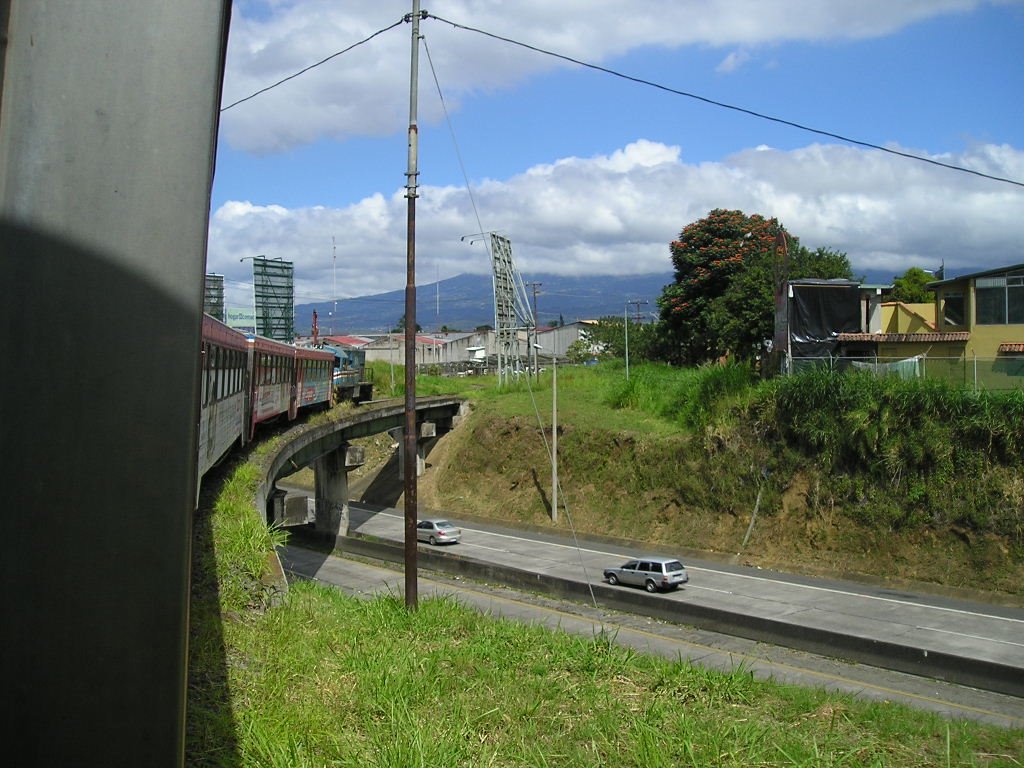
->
[201,344,209,406]
[212,346,220,401]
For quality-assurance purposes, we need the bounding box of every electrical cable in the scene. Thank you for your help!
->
[427,13,1024,190]
[424,33,601,609]
[522,367,601,611]
[423,38,490,252]
[220,17,406,112]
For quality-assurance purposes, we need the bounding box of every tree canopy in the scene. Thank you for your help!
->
[656,209,853,365]
[890,267,936,304]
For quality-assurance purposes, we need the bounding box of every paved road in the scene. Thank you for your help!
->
[278,498,1024,728]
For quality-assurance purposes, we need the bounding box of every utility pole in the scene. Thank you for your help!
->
[331,235,336,336]
[628,298,649,323]
[403,0,423,610]
[527,281,541,375]
[625,299,647,381]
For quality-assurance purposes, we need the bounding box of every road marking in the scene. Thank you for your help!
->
[917,626,1024,648]
[351,505,1024,625]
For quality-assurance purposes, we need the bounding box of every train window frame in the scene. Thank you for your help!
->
[201,343,209,406]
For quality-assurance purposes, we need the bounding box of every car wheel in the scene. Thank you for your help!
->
[645,580,657,593]
[429,536,437,545]
[607,573,618,586]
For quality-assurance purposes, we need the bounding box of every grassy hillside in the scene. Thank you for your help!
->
[188,419,1024,765]
[413,362,1024,599]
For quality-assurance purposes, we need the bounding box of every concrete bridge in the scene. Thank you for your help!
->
[254,396,466,541]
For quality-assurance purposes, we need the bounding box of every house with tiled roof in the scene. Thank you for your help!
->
[782,264,1023,387]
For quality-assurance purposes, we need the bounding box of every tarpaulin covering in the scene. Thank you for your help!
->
[789,283,861,358]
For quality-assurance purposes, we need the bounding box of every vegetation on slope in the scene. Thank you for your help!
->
[188,420,1024,765]
[417,362,1024,597]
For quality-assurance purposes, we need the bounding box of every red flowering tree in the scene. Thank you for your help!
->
[657,209,851,365]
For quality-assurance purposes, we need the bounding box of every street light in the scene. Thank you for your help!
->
[535,343,557,522]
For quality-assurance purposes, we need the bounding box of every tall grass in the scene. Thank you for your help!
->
[755,368,1024,536]
[199,578,1024,767]
[603,361,755,428]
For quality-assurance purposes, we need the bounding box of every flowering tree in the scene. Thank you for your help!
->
[657,209,852,365]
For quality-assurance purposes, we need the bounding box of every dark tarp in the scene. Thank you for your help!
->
[789,283,861,358]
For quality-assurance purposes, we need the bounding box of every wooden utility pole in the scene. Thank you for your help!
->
[403,0,422,609]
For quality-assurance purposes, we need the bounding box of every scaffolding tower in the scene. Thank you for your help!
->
[488,234,535,386]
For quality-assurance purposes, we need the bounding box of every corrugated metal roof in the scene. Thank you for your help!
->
[838,332,969,343]
[998,342,1024,353]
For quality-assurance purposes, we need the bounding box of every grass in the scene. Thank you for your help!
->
[415,360,1023,595]
[187,365,1024,765]
[189,508,1024,766]
[190,368,1024,768]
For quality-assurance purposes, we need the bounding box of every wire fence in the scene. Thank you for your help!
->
[789,355,1024,391]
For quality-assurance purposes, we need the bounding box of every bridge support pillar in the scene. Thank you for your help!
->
[394,424,435,480]
[313,443,364,538]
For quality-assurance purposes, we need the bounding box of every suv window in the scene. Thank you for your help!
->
[664,561,684,572]
[639,561,654,572]
[623,561,638,570]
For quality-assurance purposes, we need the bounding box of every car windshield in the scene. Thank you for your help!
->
[664,561,685,572]
[435,521,454,529]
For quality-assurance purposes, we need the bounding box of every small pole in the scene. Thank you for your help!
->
[624,302,629,381]
[551,355,558,523]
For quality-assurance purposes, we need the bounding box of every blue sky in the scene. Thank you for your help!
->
[209,1,1024,310]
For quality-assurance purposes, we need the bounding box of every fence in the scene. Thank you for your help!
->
[788,355,1024,391]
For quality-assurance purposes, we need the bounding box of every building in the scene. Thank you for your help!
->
[781,264,1024,388]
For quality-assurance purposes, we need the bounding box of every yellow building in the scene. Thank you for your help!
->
[929,262,1024,358]
[830,263,1024,388]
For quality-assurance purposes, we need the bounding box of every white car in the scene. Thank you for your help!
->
[604,557,688,592]
[416,518,462,545]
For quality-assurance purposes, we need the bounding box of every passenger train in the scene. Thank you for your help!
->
[197,313,370,479]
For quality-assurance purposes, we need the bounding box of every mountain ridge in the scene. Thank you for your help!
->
[298,272,674,336]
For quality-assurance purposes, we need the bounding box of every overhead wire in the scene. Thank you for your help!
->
[426,13,1024,190]
[424,32,601,610]
[220,17,407,112]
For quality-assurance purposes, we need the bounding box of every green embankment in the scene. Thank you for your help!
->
[416,362,1024,598]
[186,363,1024,764]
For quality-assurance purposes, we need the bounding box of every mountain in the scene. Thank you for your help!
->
[297,272,674,336]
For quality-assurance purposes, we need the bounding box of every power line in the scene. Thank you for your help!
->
[427,13,1024,190]
[220,17,406,112]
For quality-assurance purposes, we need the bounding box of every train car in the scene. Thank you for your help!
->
[296,345,335,409]
[197,317,340,482]
[323,343,374,403]
[247,333,297,436]
[197,314,249,478]
[247,333,335,439]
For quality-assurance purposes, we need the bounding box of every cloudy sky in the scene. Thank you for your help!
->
[209,0,1024,311]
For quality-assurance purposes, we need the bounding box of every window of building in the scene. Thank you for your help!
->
[1009,273,1024,324]
[976,277,1006,325]
[975,271,1024,325]
[942,291,964,326]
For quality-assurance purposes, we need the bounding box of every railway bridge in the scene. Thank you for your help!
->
[253,397,466,540]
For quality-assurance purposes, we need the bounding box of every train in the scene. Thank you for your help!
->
[197,313,372,480]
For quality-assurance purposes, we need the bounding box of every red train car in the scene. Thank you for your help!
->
[197,315,336,481]
[197,314,249,478]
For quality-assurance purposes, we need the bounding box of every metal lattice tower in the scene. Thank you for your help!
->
[488,234,535,386]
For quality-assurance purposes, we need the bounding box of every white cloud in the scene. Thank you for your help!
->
[207,139,1024,308]
[221,0,1001,152]
[716,50,751,73]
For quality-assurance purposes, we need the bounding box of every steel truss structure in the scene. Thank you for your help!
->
[488,234,535,386]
